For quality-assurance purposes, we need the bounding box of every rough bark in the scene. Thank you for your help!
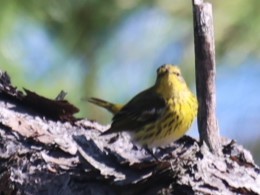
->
[193,0,220,154]
[0,70,260,195]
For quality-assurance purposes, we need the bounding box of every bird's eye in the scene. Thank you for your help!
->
[175,72,180,76]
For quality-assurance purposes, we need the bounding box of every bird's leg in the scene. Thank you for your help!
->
[144,146,159,162]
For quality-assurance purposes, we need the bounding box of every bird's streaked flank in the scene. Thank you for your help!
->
[89,64,198,148]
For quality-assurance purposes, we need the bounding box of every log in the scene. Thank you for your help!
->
[0,70,260,194]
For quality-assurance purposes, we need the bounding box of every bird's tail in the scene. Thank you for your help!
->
[88,97,123,114]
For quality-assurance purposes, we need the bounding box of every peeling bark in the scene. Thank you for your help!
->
[0,70,260,195]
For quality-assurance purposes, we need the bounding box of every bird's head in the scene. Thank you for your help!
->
[155,64,190,98]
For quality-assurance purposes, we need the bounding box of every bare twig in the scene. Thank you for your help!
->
[192,0,220,154]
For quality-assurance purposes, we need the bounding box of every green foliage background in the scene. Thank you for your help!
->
[1,0,260,163]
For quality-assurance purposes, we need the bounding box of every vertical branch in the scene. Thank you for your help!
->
[192,0,220,154]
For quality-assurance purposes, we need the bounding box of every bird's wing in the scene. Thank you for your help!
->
[102,88,166,134]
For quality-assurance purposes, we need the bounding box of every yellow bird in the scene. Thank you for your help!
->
[89,64,198,148]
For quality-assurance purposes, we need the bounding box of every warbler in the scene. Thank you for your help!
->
[89,64,198,148]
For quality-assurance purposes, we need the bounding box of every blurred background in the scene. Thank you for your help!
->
[0,0,260,163]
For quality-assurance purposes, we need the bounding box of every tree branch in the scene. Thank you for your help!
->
[192,0,220,154]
